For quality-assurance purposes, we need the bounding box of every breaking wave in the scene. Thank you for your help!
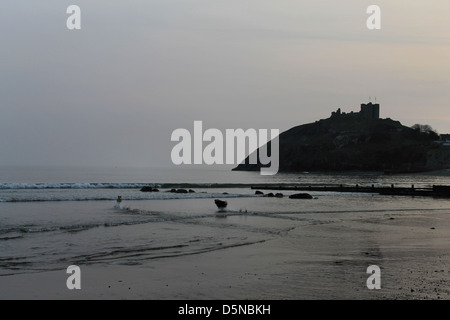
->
[0,192,254,203]
[0,182,345,190]
[0,183,149,190]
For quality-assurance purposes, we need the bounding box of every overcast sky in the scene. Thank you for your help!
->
[0,0,449,167]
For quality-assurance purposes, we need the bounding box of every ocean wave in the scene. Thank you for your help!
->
[0,183,147,190]
[0,205,268,240]
[0,191,254,203]
[0,182,240,190]
[0,182,339,190]
[0,218,160,238]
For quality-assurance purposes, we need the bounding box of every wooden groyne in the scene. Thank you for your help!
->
[250,184,450,198]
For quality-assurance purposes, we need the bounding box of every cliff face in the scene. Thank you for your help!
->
[233,114,450,173]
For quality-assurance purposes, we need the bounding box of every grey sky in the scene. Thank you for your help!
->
[1,1,449,167]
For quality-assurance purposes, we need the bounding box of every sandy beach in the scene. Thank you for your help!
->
[1,203,448,300]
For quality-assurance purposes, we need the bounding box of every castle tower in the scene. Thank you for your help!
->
[360,102,380,120]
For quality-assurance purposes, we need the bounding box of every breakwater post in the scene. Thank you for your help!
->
[250,184,450,198]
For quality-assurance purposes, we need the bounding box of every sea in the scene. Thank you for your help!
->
[1,165,450,279]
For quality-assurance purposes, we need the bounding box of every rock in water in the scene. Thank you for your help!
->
[214,199,228,209]
[289,193,313,199]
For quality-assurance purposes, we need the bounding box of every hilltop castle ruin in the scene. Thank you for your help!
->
[331,102,380,120]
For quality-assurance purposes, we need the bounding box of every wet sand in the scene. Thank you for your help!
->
[1,207,449,300]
